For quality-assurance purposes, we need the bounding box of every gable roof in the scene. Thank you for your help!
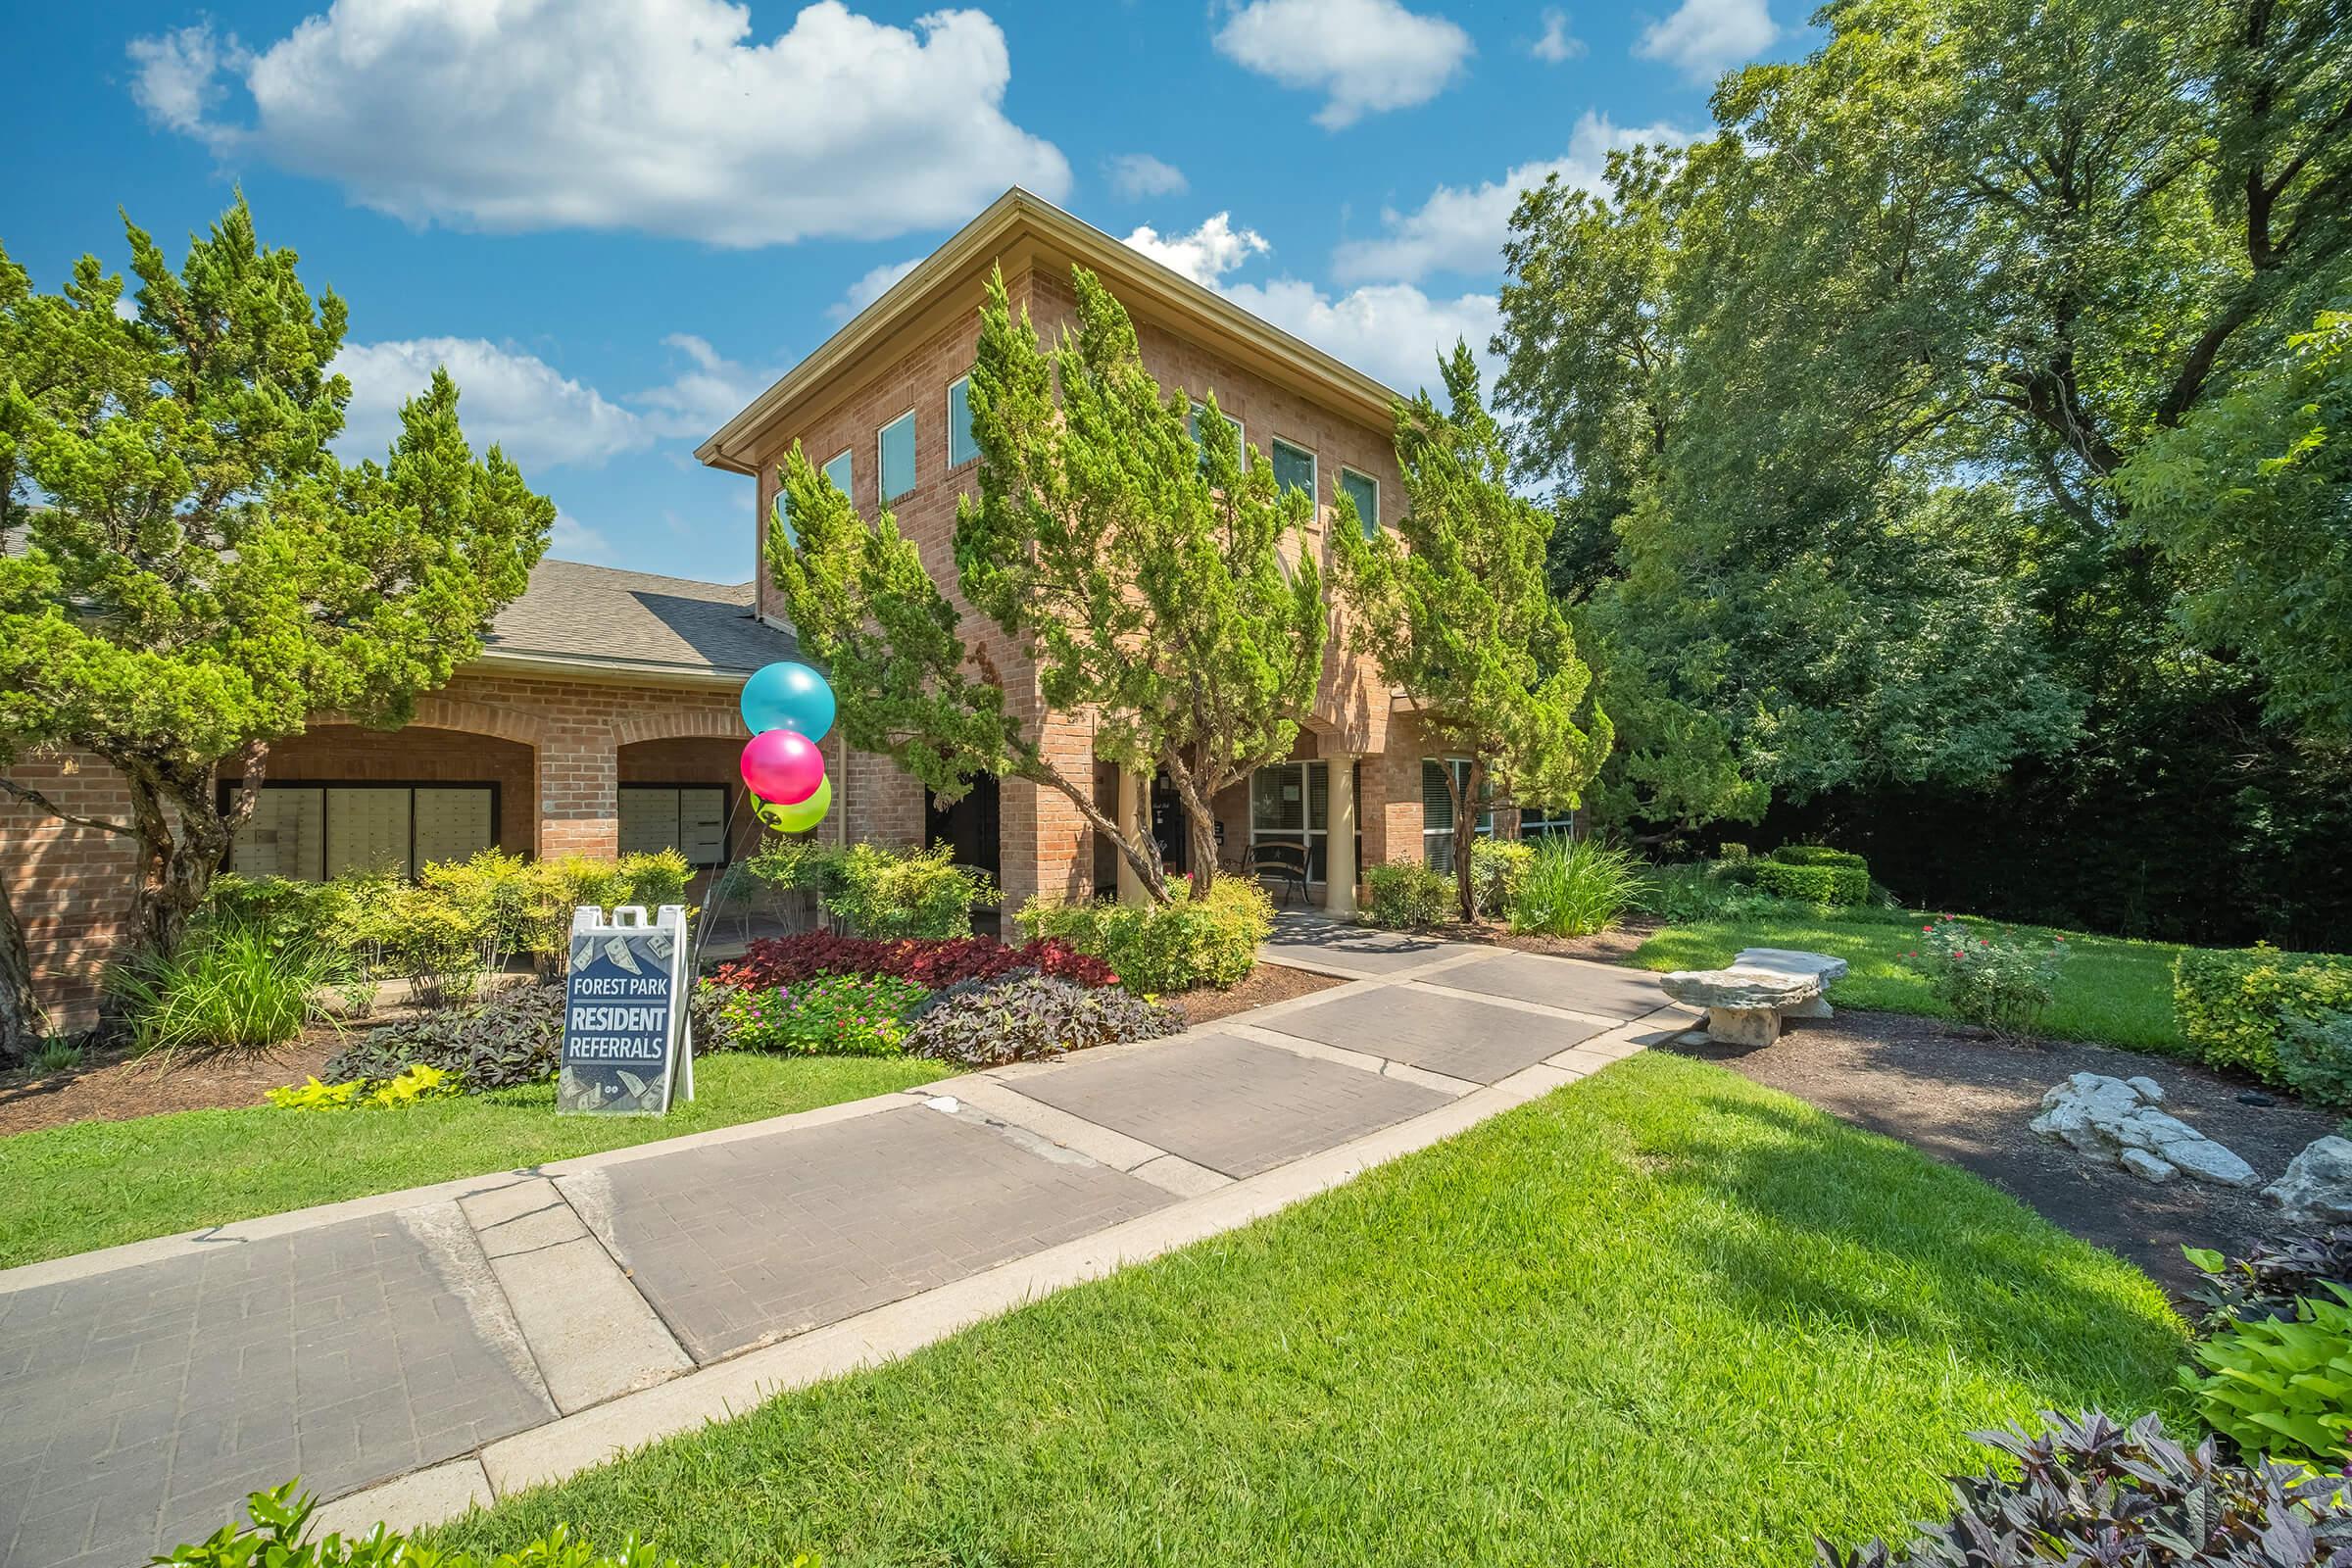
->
[697,186,1404,476]
[477,559,794,682]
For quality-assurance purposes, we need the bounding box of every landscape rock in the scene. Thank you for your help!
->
[1658,966,1822,1011]
[2264,1136,2352,1224]
[2029,1071,2260,1188]
[1733,948,1851,986]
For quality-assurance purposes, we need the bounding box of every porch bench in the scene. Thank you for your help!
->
[1659,947,1848,1047]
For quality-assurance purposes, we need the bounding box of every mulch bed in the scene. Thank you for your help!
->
[0,1029,341,1137]
[1166,962,1345,1028]
[1419,914,1662,964]
[1662,1008,2339,1298]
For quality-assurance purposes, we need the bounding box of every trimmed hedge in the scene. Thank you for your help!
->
[1752,860,1872,906]
[1016,876,1271,993]
[2174,944,2352,1084]
[1362,862,1455,928]
[1768,845,1869,870]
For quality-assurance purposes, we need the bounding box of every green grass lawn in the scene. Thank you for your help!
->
[1629,904,2192,1054]
[428,1053,2183,1568]
[0,1052,949,1268]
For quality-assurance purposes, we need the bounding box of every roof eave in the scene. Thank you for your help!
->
[696,186,1403,476]
[468,649,754,691]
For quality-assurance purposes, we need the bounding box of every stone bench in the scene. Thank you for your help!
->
[1658,948,1848,1047]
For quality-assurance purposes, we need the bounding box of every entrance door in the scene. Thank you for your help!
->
[924,773,1002,884]
[1150,773,1189,875]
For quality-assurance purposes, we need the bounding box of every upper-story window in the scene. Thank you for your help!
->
[948,377,979,467]
[823,448,855,500]
[1271,437,1316,499]
[1339,467,1380,539]
[1187,400,1244,472]
[879,411,916,503]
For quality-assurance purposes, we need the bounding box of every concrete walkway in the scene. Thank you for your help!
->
[0,921,1696,1568]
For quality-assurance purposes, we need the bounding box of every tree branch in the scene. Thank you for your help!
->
[0,776,134,838]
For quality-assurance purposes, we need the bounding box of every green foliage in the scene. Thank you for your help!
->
[205,873,352,953]
[0,197,552,997]
[707,972,925,1056]
[903,972,1182,1067]
[1330,344,1610,920]
[1636,861,1781,925]
[33,1037,82,1074]
[157,1479,783,1568]
[343,882,486,1006]
[267,1063,453,1111]
[2117,312,2352,743]
[1753,861,1873,906]
[1360,862,1455,929]
[106,920,340,1058]
[2180,1284,2352,1465]
[1016,877,1271,993]
[817,842,992,940]
[2278,1013,2352,1111]
[1770,845,1869,872]
[518,852,693,966]
[2174,946,2352,1084]
[1509,837,1640,937]
[2184,1231,2352,1330]
[324,982,566,1094]
[1469,838,1535,917]
[767,264,1325,901]
[1906,918,2065,1038]
[1819,1409,2352,1568]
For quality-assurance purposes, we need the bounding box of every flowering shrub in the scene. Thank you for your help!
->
[706,972,927,1056]
[1906,916,2063,1037]
[711,934,1116,993]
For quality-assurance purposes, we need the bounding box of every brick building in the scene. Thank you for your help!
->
[4,187,1490,1030]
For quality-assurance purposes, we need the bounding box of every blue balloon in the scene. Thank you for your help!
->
[740,661,835,741]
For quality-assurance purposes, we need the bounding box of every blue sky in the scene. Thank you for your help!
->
[4,0,1788,582]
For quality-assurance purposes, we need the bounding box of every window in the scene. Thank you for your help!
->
[878,410,916,503]
[1271,438,1316,499]
[1519,804,1576,840]
[771,475,795,546]
[1250,760,1359,884]
[230,783,495,881]
[1339,467,1379,538]
[1421,759,1494,873]
[823,448,854,499]
[1187,400,1244,471]
[619,785,731,867]
[948,376,979,467]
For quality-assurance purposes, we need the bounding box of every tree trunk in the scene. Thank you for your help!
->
[1023,757,1170,904]
[1449,758,1486,923]
[0,871,45,1063]
[1160,760,1225,897]
[117,741,268,959]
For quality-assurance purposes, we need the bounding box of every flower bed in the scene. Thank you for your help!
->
[711,933,1117,993]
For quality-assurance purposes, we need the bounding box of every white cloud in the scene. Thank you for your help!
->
[127,24,247,135]
[1212,0,1473,129]
[1220,277,1498,398]
[333,338,652,470]
[1634,0,1776,77]
[1332,111,1696,283]
[1123,214,1270,286]
[125,0,1071,247]
[1105,153,1188,201]
[1529,8,1585,62]
[827,257,922,321]
[632,334,778,436]
[550,513,616,562]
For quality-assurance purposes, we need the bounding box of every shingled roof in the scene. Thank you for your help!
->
[480,559,795,679]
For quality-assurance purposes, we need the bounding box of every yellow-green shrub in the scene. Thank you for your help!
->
[1016,876,1270,992]
[1752,859,1871,906]
[1362,862,1454,927]
[2174,944,2352,1084]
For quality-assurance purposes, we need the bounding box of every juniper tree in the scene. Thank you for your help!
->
[769,265,1326,903]
[0,198,552,1053]
[1331,342,1612,920]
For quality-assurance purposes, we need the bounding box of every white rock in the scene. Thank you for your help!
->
[2264,1136,2352,1224]
[1659,966,1821,1011]
[1734,948,1851,986]
[2029,1072,2257,1187]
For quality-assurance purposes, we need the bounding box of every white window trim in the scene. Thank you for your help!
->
[947,376,978,468]
[1251,760,1337,883]
[1422,757,1494,868]
[1339,466,1380,535]
[877,408,917,504]
[1271,436,1318,502]
[823,447,855,500]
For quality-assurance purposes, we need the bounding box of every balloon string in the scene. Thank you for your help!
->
[691,784,752,979]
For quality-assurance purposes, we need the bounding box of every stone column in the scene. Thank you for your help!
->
[1115,769,1149,906]
[1323,755,1358,919]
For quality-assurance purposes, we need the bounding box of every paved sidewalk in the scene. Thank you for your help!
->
[0,923,1693,1568]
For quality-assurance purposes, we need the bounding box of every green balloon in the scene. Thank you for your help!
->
[756,775,830,834]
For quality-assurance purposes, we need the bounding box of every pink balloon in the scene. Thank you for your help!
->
[741,728,825,805]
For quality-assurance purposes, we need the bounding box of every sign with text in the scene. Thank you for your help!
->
[558,904,694,1115]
